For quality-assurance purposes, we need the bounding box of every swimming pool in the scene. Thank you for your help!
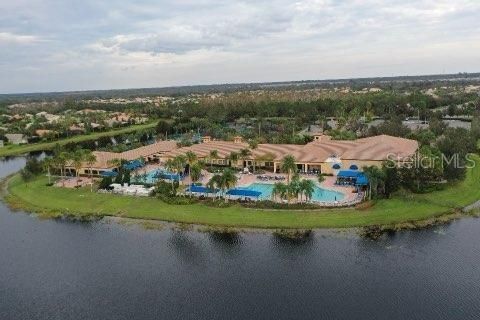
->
[239,183,344,202]
[134,169,182,184]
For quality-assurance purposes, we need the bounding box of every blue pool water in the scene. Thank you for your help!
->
[240,183,344,202]
[135,169,181,184]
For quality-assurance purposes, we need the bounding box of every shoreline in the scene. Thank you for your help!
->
[2,171,479,232]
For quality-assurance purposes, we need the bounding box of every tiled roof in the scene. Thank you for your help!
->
[165,135,418,163]
[79,140,178,169]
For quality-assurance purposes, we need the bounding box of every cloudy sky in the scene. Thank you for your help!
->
[1,0,479,94]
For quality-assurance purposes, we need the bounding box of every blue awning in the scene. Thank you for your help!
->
[356,175,369,186]
[349,164,359,170]
[187,185,218,193]
[226,189,262,197]
[337,170,360,178]
[332,163,341,169]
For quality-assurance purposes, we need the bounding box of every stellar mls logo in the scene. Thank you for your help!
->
[385,153,476,169]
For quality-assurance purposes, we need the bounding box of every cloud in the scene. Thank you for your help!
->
[0,0,479,93]
[0,32,43,44]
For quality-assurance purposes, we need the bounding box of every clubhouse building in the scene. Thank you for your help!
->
[68,134,418,177]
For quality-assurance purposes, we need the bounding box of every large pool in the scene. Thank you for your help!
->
[239,183,344,202]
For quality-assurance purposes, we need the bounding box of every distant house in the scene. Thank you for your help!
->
[5,134,27,145]
[69,125,85,134]
[35,129,56,137]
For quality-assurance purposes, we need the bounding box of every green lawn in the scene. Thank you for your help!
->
[0,122,156,157]
[5,156,480,229]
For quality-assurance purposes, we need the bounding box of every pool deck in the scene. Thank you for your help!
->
[133,165,360,205]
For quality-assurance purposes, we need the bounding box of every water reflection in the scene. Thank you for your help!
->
[167,231,207,266]
[207,230,243,257]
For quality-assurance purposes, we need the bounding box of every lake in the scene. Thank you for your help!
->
[1,156,479,320]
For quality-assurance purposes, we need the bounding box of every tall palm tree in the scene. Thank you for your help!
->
[164,158,176,192]
[299,179,315,203]
[281,155,297,184]
[221,169,238,202]
[188,162,203,197]
[185,151,197,178]
[72,149,86,187]
[239,148,251,169]
[363,166,385,200]
[173,155,186,185]
[85,152,97,192]
[208,150,219,170]
[248,140,259,173]
[42,157,53,184]
[56,151,69,187]
[207,174,222,200]
[228,151,239,167]
[272,182,287,202]
[287,175,301,203]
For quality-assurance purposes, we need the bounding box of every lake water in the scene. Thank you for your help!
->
[1,156,480,320]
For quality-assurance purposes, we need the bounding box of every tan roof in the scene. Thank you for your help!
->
[165,135,418,163]
[73,140,178,169]
[340,135,419,160]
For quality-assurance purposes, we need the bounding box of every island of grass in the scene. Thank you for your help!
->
[3,155,480,230]
[0,122,156,157]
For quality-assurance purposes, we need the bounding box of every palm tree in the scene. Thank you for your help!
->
[173,155,186,185]
[299,179,315,203]
[56,151,69,187]
[207,174,222,200]
[248,140,259,173]
[239,148,251,169]
[362,166,385,200]
[189,163,203,197]
[42,157,53,184]
[228,151,239,167]
[281,155,297,184]
[72,149,86,187]
[164,158,176,192]
[208,150,219,170]
[287,175,301,203]
[107,158,122,171]
[85,152,97,192]
[317,172,325,184]
[221,169,238,202]
[185,151,197,178]
[272,182,287,202]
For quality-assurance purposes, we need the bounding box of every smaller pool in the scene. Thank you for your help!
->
[240,183,344,202]
[134,169,182,184]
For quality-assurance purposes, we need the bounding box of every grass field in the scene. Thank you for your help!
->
[0,122,156,157]
[5,155,480,229]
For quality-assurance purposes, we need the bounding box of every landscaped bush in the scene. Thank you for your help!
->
[157,195,198,205]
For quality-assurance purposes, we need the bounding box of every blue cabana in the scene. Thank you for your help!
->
[187,185,218,194]
[355,174,369,186]
[226,189,262,198]
[336,170,369,187]
[349,164,359,170]
[100,171,117,177]
[332,163,341,169]
[337,170,360,178]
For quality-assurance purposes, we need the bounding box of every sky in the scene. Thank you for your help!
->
[0,0,479,94]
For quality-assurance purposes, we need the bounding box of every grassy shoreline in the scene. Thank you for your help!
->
[0,122,156,157]
[3,156,480,229]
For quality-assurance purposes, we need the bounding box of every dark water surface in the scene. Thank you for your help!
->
[1,157,480,320]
